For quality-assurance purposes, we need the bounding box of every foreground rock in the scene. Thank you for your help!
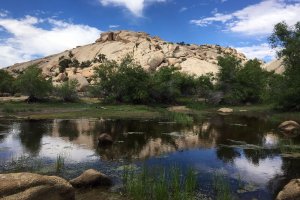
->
[276,179,300,200]
[278,120,300,134]
[0,172,75,200]
[218,108,233,113]
[70,169,112,188]
[98,133,113,145]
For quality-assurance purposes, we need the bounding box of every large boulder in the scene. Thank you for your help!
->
[276,179,300,200]
[0,172,75,200]
[278,121,300,134]
[69,169,112,188]
[69,74,89,91]
[98,133,113,146]
[148,51,164,69]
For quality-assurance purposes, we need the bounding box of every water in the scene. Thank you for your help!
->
[0,115,299,199]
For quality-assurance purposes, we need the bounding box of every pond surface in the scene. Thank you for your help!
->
[0,115,299,199]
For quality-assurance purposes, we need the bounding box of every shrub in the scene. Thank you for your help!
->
[15,65,52,102]
[0,69,15,94]
[55,80,79,102]
[59,58,72,73]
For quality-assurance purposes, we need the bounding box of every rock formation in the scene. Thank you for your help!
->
[0,172,75,200]
[5,30,248,90]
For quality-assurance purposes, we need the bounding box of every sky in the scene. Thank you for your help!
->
[1,0,300,68]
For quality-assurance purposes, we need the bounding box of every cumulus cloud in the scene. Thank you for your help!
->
[235,43,277,61]
[0,15,101,67]
[99,0,166,17]
[191,0,300,36]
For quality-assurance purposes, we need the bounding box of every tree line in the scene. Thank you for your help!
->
[0,21,299,110]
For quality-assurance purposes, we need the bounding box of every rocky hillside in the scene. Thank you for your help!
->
[5,30,248,91]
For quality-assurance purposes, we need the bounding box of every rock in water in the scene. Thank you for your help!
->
[69,169,112,188]
[276,179,300,200]
[98,133,113,145]
[278,120,300,134]
[0,172,75,200]
[218,108,233,113]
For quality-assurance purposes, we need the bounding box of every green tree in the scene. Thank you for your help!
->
[235,59,267,103]
[149,66,183,103]
[55,80,79,102]
[269,21,300,110]
[216,55,241,104]
[92,55,150,103]
[0,69,15,94]
[16,66,52,102]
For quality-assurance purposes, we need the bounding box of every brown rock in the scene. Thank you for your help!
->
[279,121,300,134]
[0,172,75,200]
[98,133,113,145]
[69,169,112,188]
[276,179,300,200]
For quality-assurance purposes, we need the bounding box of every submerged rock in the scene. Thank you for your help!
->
[0,172,75,200]
[276,179,300,200]
[98,133,113,145]
[69,169,112,188]
[278,120,300,135]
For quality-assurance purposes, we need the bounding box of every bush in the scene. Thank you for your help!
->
[216,56,268,105]
[15,65,52,102]
[0,69,15,94]
[59,58,72,73]
[55,80,79,102]
[92,55,150,103]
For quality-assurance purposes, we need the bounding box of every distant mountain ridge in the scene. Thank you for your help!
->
[4,30,278,91]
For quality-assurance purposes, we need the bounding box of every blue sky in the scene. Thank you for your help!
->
[1,0,300,67]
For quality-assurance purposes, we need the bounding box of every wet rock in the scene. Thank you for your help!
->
[278,120,300,134]
[0,172,75,200]
[218,108,233,113]
[276,179,300,200]
[98,133,113,145]
[69,169,112,188]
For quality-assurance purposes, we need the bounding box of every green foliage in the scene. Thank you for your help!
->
[0,69,15,94]
[149,67,183,103]
[213,173,234,200]
[123,165,197,200]
[195,73,215,99]
[269,21,300,110]
[80,60,92,69]
[93,55,150,103]
[15,65,52,101]
[59,58,72,73]
[55,80,79,102]
[217,56,268,105]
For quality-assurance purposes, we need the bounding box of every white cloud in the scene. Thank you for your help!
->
[179,7,188,12]
[109,24,120,29]
[234,43,277,60]
[191,0,300,36]
[0,15,101,68]
[99,0,166,17]
[0,10,9,17]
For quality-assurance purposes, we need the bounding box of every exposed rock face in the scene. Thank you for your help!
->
[278,120,300,134]
[276,179,300,200]
[69,169,112,188]
[263,58,285,74]
[0,172,75,200]
[5,30,248,90]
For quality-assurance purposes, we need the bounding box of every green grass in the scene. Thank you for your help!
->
[163,112,194,125]
[123,165,197,200]
[213,173,234,200]
[55,154,65,174]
